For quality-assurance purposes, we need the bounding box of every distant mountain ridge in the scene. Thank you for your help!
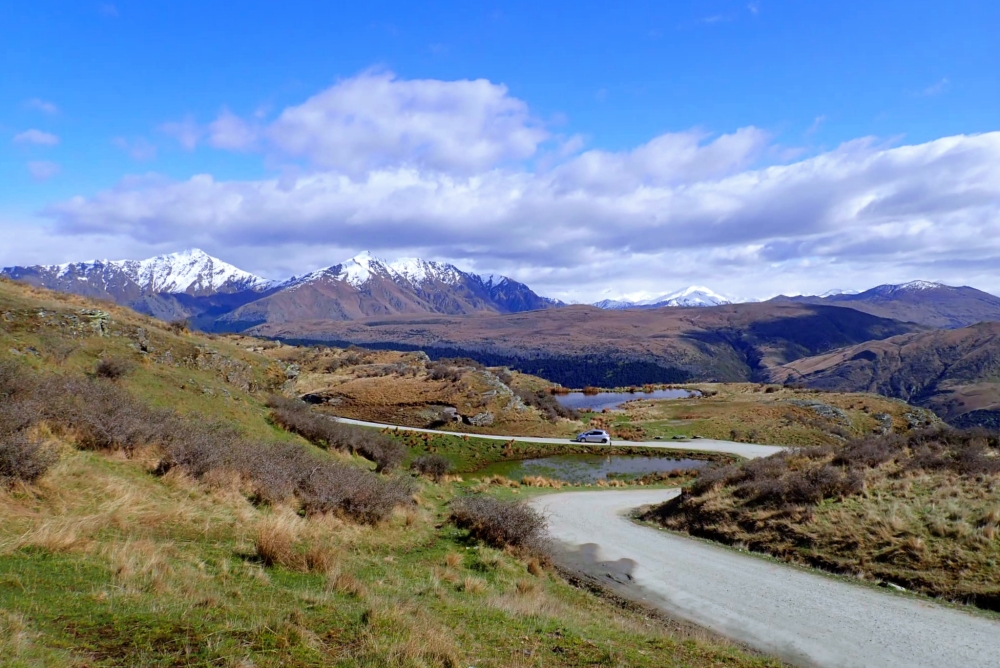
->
[770,281,1000,329]
[1,249,556,328]
[767,321,1000,424]
[594,286,732,310]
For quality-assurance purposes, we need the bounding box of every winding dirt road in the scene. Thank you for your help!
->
[532,489,1000,668]
[334,416,783,459]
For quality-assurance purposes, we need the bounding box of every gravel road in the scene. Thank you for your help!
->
[532,488,1000,668]
[333,416,783,459]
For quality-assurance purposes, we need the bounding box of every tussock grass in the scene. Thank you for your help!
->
[0,278,783,667]
[649,427,1000,608]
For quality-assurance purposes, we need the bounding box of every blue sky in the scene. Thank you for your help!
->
[2,1,999,301]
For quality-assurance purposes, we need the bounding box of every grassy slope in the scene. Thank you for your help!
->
[0,279,780,667]
[596,383,940,446]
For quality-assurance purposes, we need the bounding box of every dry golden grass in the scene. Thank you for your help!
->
[347,600,461,668]
[0,610,33,659]
[444,552,463,568]
[460,575,486,594]
[103,539,175,594]
[654,433,1000,606]
[254,509,306,570]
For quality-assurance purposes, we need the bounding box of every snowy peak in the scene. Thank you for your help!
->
[868,280,946,296]
[592,298,638,310]
[292,252,484,290]
[30,248,272,296]
[819,288,860,298]
[124,249,272,294]
[593,286,731,309]
[387,257,464,286]
[643,286,731,307]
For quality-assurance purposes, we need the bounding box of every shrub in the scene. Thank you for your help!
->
[94,356,134,381]
[266,395,346,449]
[167,320,190,334]
[451,495,547,553]
[411,454,452,480]
[61,379,173,453]
[357,436,406,473]
[514,388,579,422]
[266,395,405,472]
[0,360,35,401]
[0,433,58,486]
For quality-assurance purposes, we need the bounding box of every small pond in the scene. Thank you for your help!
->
[473,454,707,484]
[555,388,696,412]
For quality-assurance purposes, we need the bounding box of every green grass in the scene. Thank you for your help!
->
[386,430,732,474]
[0,279,781,667]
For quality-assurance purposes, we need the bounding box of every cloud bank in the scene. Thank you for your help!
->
[27,72,1000,301]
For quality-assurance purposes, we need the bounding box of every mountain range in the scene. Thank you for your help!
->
[6,248,1000,424]
[769,281,1000,329]
[767,321,1000,424]
[592,286,732,309]
[1,249,557,328]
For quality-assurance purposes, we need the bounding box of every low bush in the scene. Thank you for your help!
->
[266,395,405,472]
[0,363,58,485]
[0,433,58,486]
[411,454,452,480]
[451,495,547,554]
[513,388,579,422]
[0,362,413,524]
[93,356,134,381]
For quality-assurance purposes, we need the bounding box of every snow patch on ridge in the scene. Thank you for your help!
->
[52,248,272,294]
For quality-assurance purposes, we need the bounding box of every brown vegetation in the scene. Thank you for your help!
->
[0,359,413,524]
[266,395,405,472]
[450,495,548,555]
[411,454,453,481]
[647,427,1000,607]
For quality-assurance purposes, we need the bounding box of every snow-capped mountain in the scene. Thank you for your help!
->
[593,286,732,310]
[819,288,860,298]
[209,251,556,329]
[2,249,277,324]
[864,280,945,298]
[769,281,1000,329]
[3,249,558,329]
[283,251,466,291]
[3,249,272,298]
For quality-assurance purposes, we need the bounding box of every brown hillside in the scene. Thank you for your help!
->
[250,302,923,382]
[768,321,1000,421]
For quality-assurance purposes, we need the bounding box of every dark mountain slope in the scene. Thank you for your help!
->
[772,281,1000,329]
[250,302,923,387]
[767,322,1000,422]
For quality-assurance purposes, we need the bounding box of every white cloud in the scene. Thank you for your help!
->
[208,109,258,150]
[158,115,201,150]
[164,71,547,174]
[11,73,1000,302]
[112,136,157,161]
[13,129,59,146]
[25,98,58,115]
[27,161,60,180]
[43,130,1000,300]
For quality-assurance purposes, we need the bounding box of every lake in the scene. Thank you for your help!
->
[554,388,696,411]
[473,454,707,484]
